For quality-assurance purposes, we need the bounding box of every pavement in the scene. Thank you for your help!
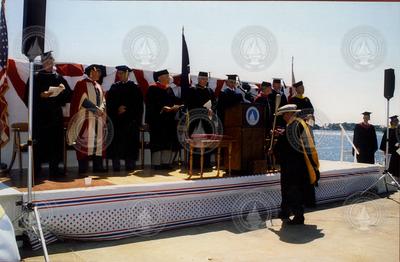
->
[21,192,399,262]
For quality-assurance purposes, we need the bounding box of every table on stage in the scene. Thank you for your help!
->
[185,138,235,178]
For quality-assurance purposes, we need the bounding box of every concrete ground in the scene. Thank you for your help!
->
[21,192,399,262]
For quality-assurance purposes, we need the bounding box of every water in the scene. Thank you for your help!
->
[314,130,385,164]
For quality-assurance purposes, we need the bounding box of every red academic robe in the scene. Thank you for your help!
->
[69,77,106,160]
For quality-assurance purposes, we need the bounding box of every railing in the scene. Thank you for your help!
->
[339,124,359,163]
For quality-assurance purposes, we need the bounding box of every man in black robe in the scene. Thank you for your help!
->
[106,65,143,171]
[216,74,244,125]
[254,81,273,132]
[289,81,314,113]
[353,112,378,164]
[273,104,320,225]
[146,70,181,170]
[24,51,72,180]
[380,115,399,177]
[268,78,288,128]
[184,72,217,168]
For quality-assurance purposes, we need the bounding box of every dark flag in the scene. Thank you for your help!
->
[181,27,190,99]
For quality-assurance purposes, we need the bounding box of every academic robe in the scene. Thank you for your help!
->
[254,93,272,131]
[145,83,179,152]
[184,84,217,168]
[69,78,106,161]
[268,89,288,128]
[353,123,378,164]
[380,127,400,177]
[289,95,314,114]
[24,70,72,175]
[274,117,320,217]
[106,80,143,161]
[216,87,244,125]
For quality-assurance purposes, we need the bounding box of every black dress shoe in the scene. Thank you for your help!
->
[278,211,290,219]
[287,216,305,225]
[153,165,162,170]
[112,159,121,172]
[93,167,107,173]
[161,164,172,170]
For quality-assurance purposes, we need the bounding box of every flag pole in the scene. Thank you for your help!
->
[291,56,294,86]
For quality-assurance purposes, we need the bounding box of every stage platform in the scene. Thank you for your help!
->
[0,160,388,242]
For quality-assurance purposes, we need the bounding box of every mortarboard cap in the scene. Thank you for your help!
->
[389,115,398,120]
[226,74,238,81]
[153,69,169,81]
[261,81,272,88]
[41,51,54,62]
[84,64,106,77]
[272,78,281,84]
[362,111,372,116]
[293,81,304,88]
[198,71,209,77]
[115,65,132,72]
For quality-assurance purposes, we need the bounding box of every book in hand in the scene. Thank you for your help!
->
[48,85,64,97]
[82,98,99,113]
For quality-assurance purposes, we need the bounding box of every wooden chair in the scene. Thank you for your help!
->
[7,122,29,174]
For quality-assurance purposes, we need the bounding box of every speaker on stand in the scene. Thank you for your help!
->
[362,68,399,195]
[15,1,51,261]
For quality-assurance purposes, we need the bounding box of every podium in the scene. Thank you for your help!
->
[223,103,266,173]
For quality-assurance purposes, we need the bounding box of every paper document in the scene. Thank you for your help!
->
[203,100,212,110]
[48,85,64,97]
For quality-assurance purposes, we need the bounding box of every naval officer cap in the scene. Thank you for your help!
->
[293,81,304,88]
[226,74,238,81]
[41,51,54,62]
[275,104,301,116]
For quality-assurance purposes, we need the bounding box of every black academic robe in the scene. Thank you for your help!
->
[216,88,243,125]
[145,83,179,152]
[289,95,314,114]
[380,127,400,177]
[254,94,272,131]
[268,89,288,128]
[184,84,217,168]
[106,80,143,160]
[274,119,319,217]
[353,123,378,164]
[24,71,72,174]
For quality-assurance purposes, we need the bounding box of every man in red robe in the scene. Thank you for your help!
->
[69,65,107,174]
[145,69,181,170]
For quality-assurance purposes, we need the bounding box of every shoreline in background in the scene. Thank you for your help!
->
[314,123,391,133]
[314,129,385,164]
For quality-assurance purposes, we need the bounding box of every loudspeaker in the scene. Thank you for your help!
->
[22,0,47,59]
[384,68,395,100]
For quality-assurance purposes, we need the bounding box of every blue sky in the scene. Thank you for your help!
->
[6,0,400,125]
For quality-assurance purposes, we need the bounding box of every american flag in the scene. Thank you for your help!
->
[0,0,9,147]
